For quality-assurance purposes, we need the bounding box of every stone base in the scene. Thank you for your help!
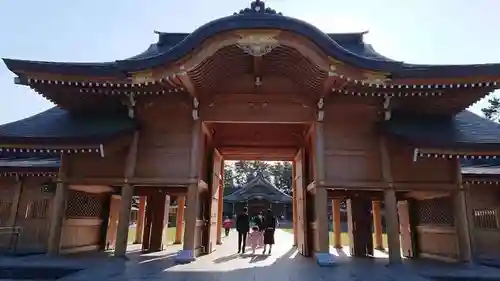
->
[314,252,337,267]
[175,249,196,264]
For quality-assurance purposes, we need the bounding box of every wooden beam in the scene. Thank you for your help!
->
[326,189,408,200]
[69,185,115,193]
[65,177,194,186]
[218,146,298,160]
[134,186,188,197]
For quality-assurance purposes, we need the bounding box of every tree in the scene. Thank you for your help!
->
[482,96,500,122]
[269,161,293,194]
[223,163,236,196]
[233,160,271,186]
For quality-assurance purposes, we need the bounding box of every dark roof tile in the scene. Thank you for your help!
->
[382,110,500,149]
[0,107,137,143]
[4,6,500,78]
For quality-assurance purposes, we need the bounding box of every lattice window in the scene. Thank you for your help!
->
[66,191,104,218]
[473,209,499,229]
[415,197,454,226]
[25,199,49,219]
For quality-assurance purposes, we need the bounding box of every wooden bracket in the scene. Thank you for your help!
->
[122,92,136,118]
[383,96,392,121]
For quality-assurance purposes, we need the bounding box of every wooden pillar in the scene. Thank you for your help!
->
[346,198,355,254]
[292,162,298,246]
[134,196,146,244]
[174,196,185,244]
[398,201,413,258]
[161,195,171,249]
[177,119,202,263]
[142,196,153,252]
[47,153,68,256]
[454,159,472,262]
[313,122,329,253]
[384,189,401,263]
[332,199,342,248]
[7,177,24,227]
[372,200,384,250]
[114,131,139,257]
[106,195,121,249]
[149,195,166,252]
[379,136,401,263]
[216,161,224,245]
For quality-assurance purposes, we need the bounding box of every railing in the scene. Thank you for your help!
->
[0,227,22,253]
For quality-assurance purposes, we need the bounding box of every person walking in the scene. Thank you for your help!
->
[223,216,233,237]
[236,207,250,254]
[254,211,264,247]
[262,209,277,255]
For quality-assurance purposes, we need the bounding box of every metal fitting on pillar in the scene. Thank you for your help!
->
[317,97,324,122]
[192,97,199,120]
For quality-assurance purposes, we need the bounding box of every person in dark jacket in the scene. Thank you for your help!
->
[236,207,250,254]
[262,209,277,255]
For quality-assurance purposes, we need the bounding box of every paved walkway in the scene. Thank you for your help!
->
[3,230,500,280]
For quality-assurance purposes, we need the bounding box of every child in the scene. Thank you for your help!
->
[247,226,261,254]
[223,216,232,237]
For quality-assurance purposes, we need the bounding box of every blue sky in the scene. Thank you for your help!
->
[0,0,499,124]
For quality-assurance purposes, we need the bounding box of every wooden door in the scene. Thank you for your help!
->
[398,200,414,258]
[207,148,223,253]
[294,149,309,256]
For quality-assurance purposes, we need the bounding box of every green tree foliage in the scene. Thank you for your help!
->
[269,161,293,195]
[233,160,271,185]
[223,161,293,195]
[223,163,235,196]
[482,96,500,122]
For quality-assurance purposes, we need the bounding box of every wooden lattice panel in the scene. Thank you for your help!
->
[473,209,499,229]
[66,191,104,218]
[415,197,454,226]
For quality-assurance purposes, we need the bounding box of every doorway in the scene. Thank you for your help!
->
[199,122,315,257]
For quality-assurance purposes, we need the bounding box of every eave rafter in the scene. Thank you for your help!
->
[0,171,57,177]
[17,76,185,97]
[0,134,132,158]
[0,144,104,156]
[412,147,500,162]
[463,178,500,185]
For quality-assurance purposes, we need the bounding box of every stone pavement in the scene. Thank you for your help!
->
[3,230,500,280]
